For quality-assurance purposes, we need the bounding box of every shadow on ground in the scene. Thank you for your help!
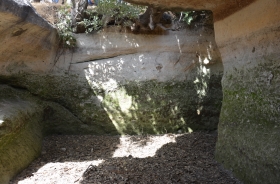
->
[11,132,241,184]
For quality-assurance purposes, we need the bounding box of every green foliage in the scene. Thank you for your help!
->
[55,0,146,35]
[55,5,76,48]
[82,0,146,33]
[182,11,195,25]
[181,11,211,27]
[79,12,102,33]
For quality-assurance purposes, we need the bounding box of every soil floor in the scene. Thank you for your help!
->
[10,131,242,184]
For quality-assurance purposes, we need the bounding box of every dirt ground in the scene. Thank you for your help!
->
[10,132,242,184]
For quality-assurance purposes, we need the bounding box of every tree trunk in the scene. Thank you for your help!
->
[139,6,164,30]
[71,0,76,32]
[71,0,88,33]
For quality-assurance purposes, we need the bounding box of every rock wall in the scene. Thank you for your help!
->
[1,26,223,135]
[4,0,280,183]
[66,27,223,134]
[122,0,280,182]
[214,0,280,183]
[0,1,224,181]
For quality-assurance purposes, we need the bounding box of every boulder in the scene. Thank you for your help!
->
[0,0,58,73]
[0,86,43,184]
[0,83,101,183]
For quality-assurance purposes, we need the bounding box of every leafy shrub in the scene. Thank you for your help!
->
[55,0,145,36]
[181,11,212,27]
[182,11,195,25]
[78,12,102,33]
[80,0,146,33]
[55,5,76,48]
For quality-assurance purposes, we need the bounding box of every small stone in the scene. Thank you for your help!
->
[61,148,67,151]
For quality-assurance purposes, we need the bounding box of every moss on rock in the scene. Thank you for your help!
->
[216,57,280,183]
[0,68,223,135]
[0,87,43,184]
[100,74,222,134]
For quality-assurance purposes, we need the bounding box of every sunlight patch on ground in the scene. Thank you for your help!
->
[113,134,180,158]
[18,159,104,184]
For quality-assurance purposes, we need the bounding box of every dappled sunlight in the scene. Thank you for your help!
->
[113,134,180,158]
[192,39,213,115]
[100,32,141,53]
[80,23,223,134]
[124,34,140,48]
[175,35,182,54]
[102,88,139,134]
[18,160,104,184]
[0,113,4,126]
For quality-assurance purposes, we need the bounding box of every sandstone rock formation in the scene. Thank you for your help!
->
[0,1,56,183]
[123,0,279,183]
[0,0,223,182]
[2,25,223,135]
[1,0,279,183]
[214,0,280,183]
[0,86,43,184]
[0,0,58,73]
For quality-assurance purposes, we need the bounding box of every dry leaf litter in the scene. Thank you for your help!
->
[11,131,242,184]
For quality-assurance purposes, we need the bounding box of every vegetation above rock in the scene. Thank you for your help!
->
[53,0,211,48]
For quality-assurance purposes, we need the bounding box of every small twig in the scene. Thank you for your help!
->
[74,164,95,183]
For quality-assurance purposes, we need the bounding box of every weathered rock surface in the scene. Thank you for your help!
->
[0,0,224,136]
[123,0,280,183]
[0,1,57,182]
[0,85,43,184]
[67,27,223,134]
[2,0,280,183]
[0,84,103,183]
[214,0,280,183]
[1,26,223,135]
[0,1,223,182]
[0,0,58,73]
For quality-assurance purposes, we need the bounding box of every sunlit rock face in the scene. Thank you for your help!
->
[0,0,58,73]
[0,0,223,136]
[0,1,223,179]
[0,1,57,183]
[5,24,222,135]
[66,26,223,134]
